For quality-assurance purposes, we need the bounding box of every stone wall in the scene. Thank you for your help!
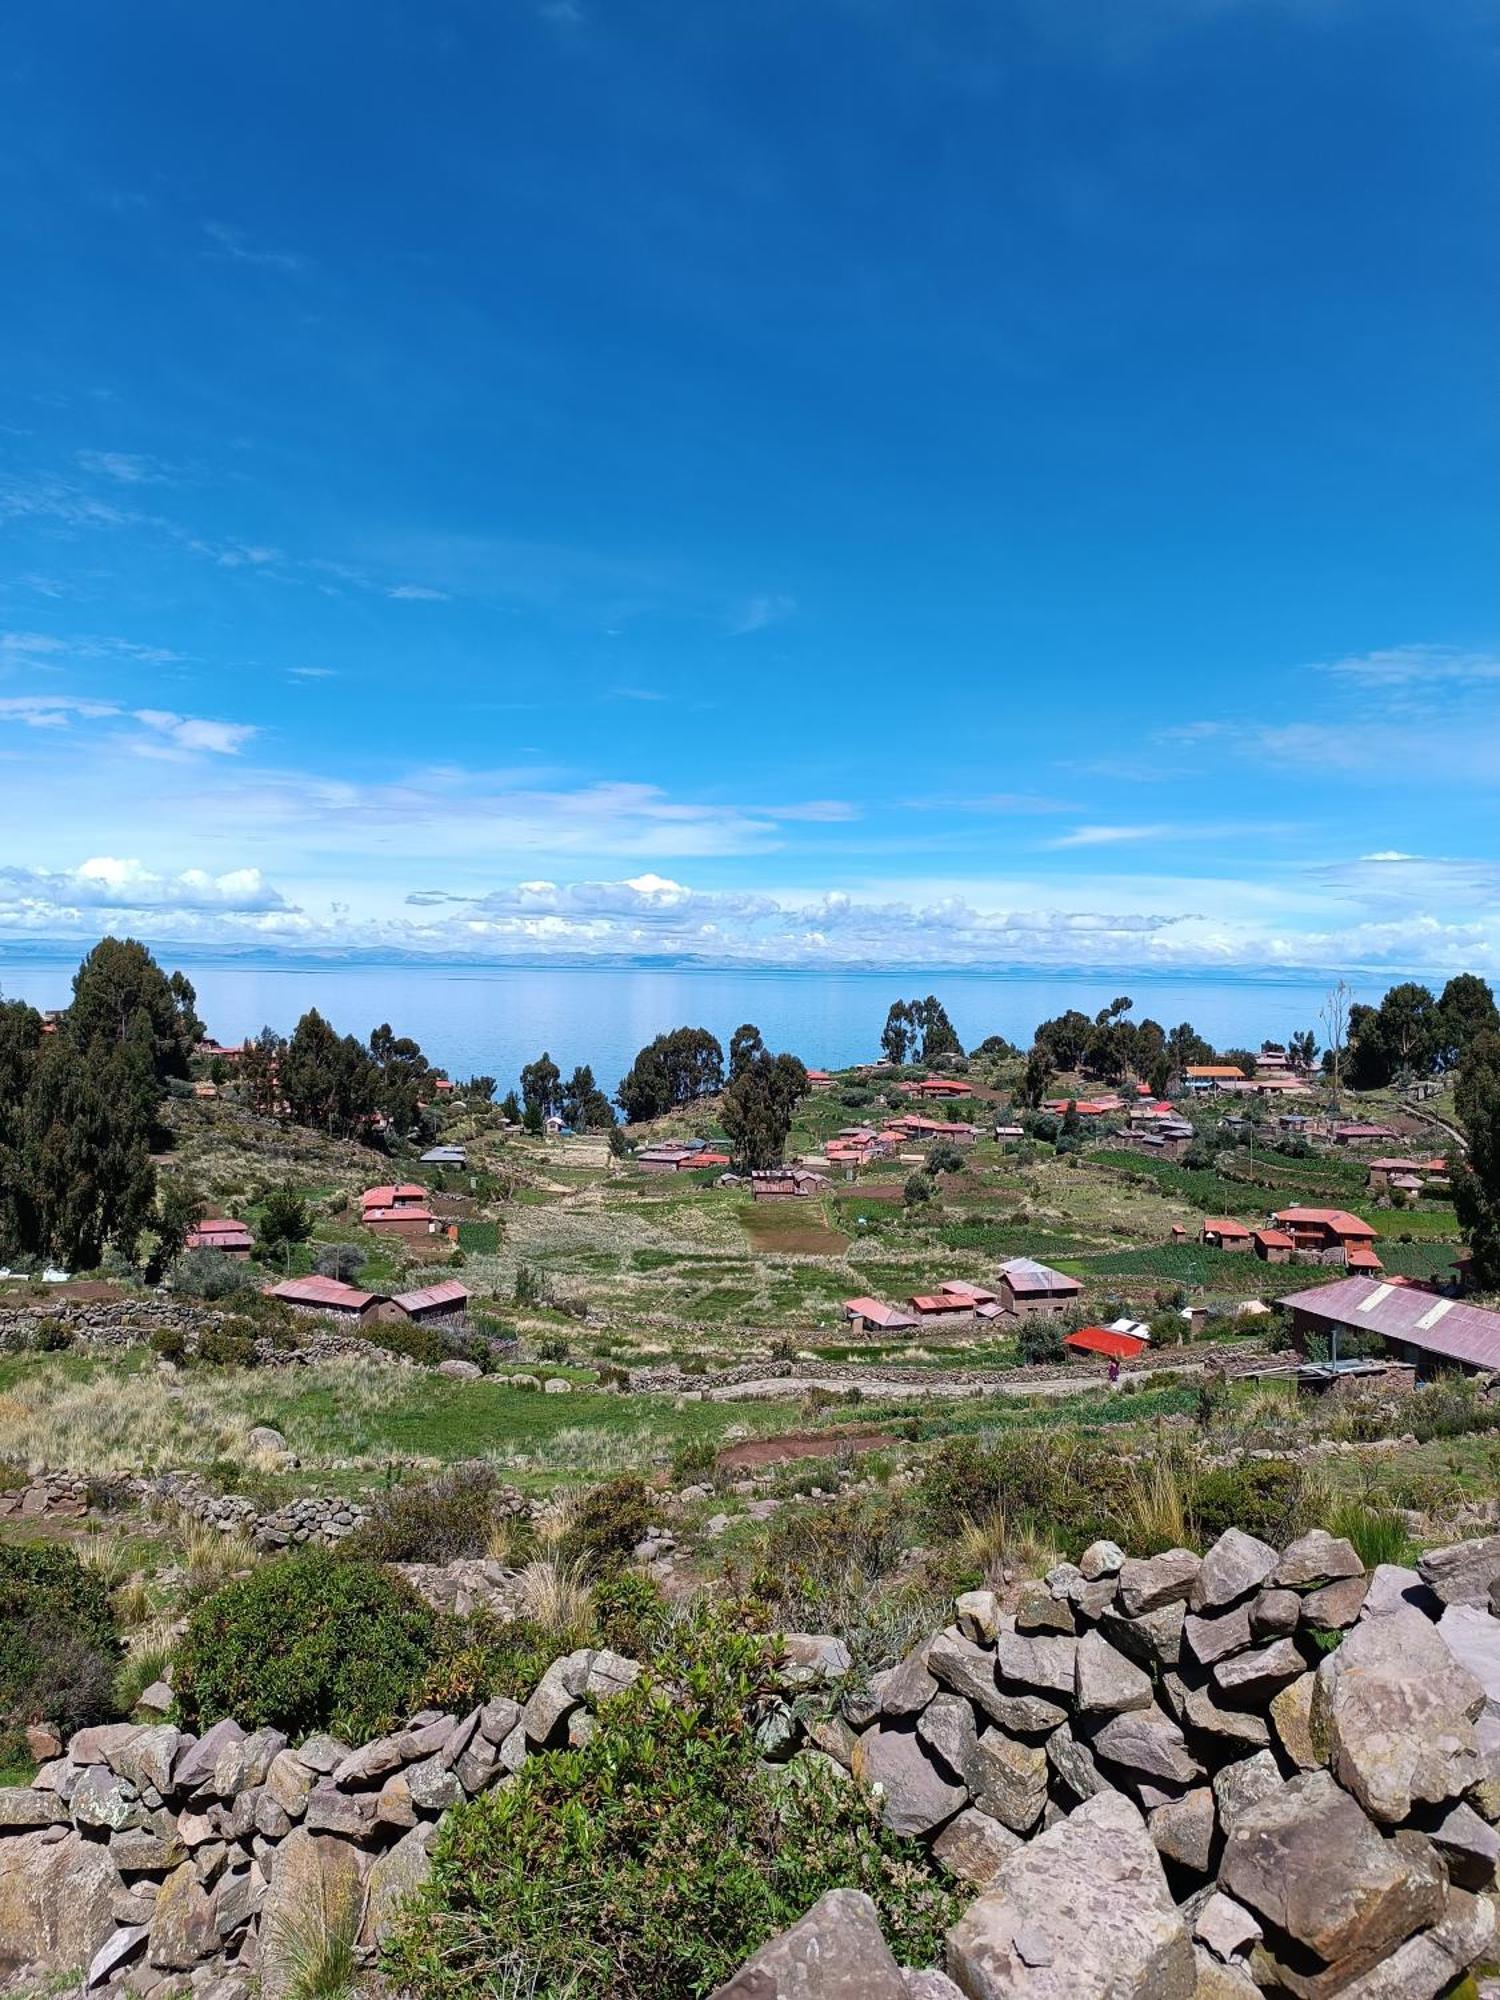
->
[7,1525,1500,1997]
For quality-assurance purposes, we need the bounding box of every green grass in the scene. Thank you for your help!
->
[458,1220,501,1254]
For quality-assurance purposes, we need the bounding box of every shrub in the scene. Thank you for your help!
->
[173,1249,258,1301]
[670,1437,718,1486]
[197,1324,258,1368]
[1016,1317,1065,1366]
[367,1320,446,1366]
[1190,1459,1311,1549]
[559,1476,652,1576]
[151,1325,188,1364]
[420,1614,560,1712]
[314,1242,366,1282]
[28,1316,72,1353]
[173,1551,435,1740]
[0,1544,121,1737]
[1326,1500,1413,1569]
[384,1612,960,2000]
[346,1466,528,1567]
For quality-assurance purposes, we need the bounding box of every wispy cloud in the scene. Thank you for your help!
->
[186,538,281,569]
[287,666,335,680]
[730,593,796,636]
[74,449,172,486]
[611,686,665,702]
[202,221,306,274]
[1318,644,1500,689]
[0,695,253,755]
[0,857,290,914]
[386,583,450,601]
[1046,823,1175,849]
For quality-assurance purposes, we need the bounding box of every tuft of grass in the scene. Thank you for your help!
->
[1326,1499,1414,1570]
[270,1881,361,2000]
[513,1555,595,1648]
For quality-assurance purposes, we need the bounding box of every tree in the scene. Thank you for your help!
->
[1321,980,1354,1108]
[903,1173,933,1209]
[1345,983,1442,1090]
[925,1140,965,1177]
[369,1022,434,1131]
[615,1028,724,1124]
[68,937,202,1085]
[149,1173,206,1281]
[560,1064,616,1132]
[970,1033,1018,1060]
[281,1010,378,1138]
[1015,1046,1054,1110]
[720,1051,808,1170]
[1437,975,1499,1072]
[728,1024,765,1084]
[1166,1022,1214,1076]
[260,1187,311,1256]
[500,1090,522,1124]
[1147,1051,1172,1100]
[463,1075,497,1103]
[1452,1034,1500,1289]
[1219,1049,1259,1081]
[520,1053,562,1121]
[8,1034,156,1270]
[1033,1009,1093,1074]
[1288,1029,1319,1073]
[881,997,960,1067]
[239,1027,287,1118]
[880,1001,913,1066]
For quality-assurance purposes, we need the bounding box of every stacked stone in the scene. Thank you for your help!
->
[0,1646,641,1998]
[726,1527,1500,1998]
[0,1471,90,1519]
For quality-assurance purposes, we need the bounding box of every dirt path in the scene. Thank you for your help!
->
[705,1357,1219,1403]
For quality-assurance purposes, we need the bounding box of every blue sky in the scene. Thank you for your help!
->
[3,0,1500,973]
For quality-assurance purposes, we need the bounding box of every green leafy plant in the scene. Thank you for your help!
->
[344,1464,530,1567]
[172,1550,435,1740]
[558,1476,652,1577]
[0,1543,121,1738]
[384,1611,960,2000]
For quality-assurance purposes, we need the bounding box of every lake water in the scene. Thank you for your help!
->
[0,956,1410,1094]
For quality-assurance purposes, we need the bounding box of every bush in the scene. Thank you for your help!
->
[1016,1317,1066,1366]
[346,1465,527,1566]
[0,1544,121,1737]
[420,1614,560,1712]
[366,1320,446,1366]
[314,1242,366,1282]
[384,1612,960,2000]
[197,1324,258,1368]
[173,1249,258,1301]
[151,1325,188,1365]
[28,1316,73,1353]
[1190,1459,1312,1549]
[173,1551,435,1740]
[560,1476,652,1576]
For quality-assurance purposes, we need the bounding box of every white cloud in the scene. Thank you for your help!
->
[0,696,253,756]
[0,858,291,917]
[730,593,796,636]
[131,710,257,756]
[385,584,450,601]
[1047,823,1173,849]
[1319,644,1500,689]
[202,222,305,273]
[74,450,170,486]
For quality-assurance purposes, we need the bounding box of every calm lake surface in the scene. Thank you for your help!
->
[0,957,1415,1095]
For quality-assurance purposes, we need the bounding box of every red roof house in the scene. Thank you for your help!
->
[186,1216,254,1259]
[1064,1325,1149,1362]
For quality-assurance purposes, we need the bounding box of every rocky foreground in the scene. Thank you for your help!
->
[6,1525,1500,1997]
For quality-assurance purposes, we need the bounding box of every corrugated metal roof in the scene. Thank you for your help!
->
[269,1276,376,1310]
[392,1279,471,1312]
[1280,1274,1500,1371]
[1065,1326,1148,1360]
[1203,1219,1251,1237]
[843,1296,918,1329]
[1274,1207,1377,1237]
[998,1257,1081,1295]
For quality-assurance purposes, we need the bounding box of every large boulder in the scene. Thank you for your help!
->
[1331,1884,1496,2000]
[1310,1605,1484,1822]
[971,1729,1047,1835]
[1218,1769,1446,1992]
[945,1790,1194,1999]
[1274,1532,1363,1591]
[1073,1631,1153,1718]
[853,1723,968,1838]
[1116,1550,1201,1619]
[257,1829,366,2000]
[932,1808,1022,1891]
[147,1860,218,1970]
[0,1827,122,1969]
[360,1823,433,1944]
[1418,1534,1500,1609]
[710,1888,908,1999]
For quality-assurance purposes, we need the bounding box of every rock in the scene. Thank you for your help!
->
[1269,1674,1321,1771]
[945,1790,1195,2000]
[1117,1549,1201,1619]
[1301,1574,1370,1629]
[932,1807,1021,1889]
[303,1783,377,1841]
[1212,1751,1283,1834]
[113,1726,183,1797]
[173,1719,246,1795]
[1149,1788,1215,1873]
[854,1723,967,1837]
[880,1640,941,1717]
[1437,1603,1500,1720]
[477,1696,523,1745]
[1190,1530,1279,1613]
[902,1975,966,2000]
[455,1731,503,1794]
[1310,1604,1484,1822]
[1014,1581,1074,1635]
[1100,1600,1184,1670]
[0,1827,123,1968]
[709,1887,908,1999]
[1045,1723,1109,1804]
[1073,1630,1153,1718]
[1359,1563,1439,1621]
[1193,1892,1262,1966]
[0,1787,68,1829]
[971,1729,1047,1834]
[955,1590,1001,1644]
[258,1830,365,2000]
[88,1923,150,1989]
[262,1750,314,1818]
[1219,1769,1445,1987]
[927,1632,1005,1722]
[213,1861,264,1942]
[1091,1708,1203,1789]
[1275,1531,1363,1591]
[331,1733,407,1788]
[1419,1533,1500,1609]
[988,1689,1068,1737]
[248,1424,290,1455]
[1183,1603,1253,1668]
[374,1773,418,1828]
[1079,1539,1126,1581]
[783,1633,853,1682]
[1329,1884,1496,2000]
[72,1765,147,1832]
[25,1722,62,1761]
[1250,1588,1301,1638]
[437,1358,482,1380]
[136,1682,174,1720]
[147,1861,217,1970]
[70,1722,144,1768]
[1191,1949,1262,1999]
[917,1694,979,1787]
[360,1824,432,1944]
[110,1827,184,1873]
[996,1630,1076,1698]
[1163,1676,1270,1753]
[1212,1637,1306,1706]
[254,1792,293,1841]
[294,1732,347,1775]
[404,1753,463,1812]
[522,1663,581,1745]
[1410,1797,1500,1890]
